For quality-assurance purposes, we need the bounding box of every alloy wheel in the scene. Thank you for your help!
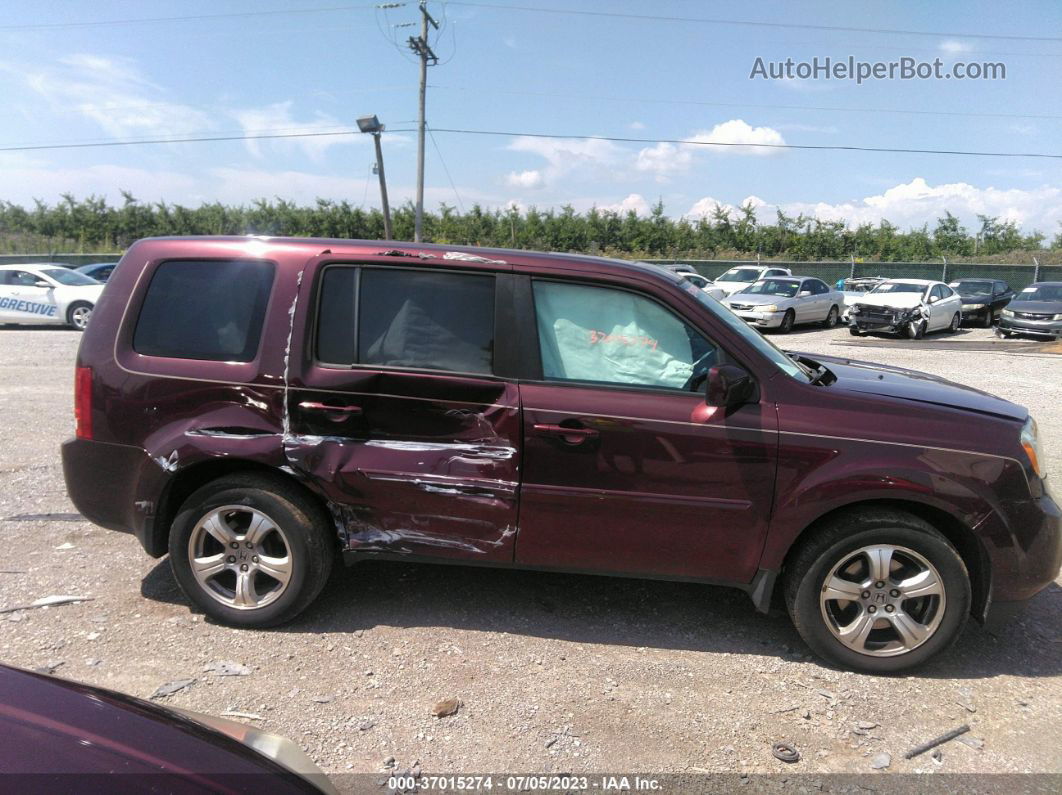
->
[187,505,293,610]
[71,305,92,330]
[819,544,946,657]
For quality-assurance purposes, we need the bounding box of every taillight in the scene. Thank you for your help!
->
[75,366,93,439]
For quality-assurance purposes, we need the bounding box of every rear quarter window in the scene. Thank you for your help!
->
[133,259,274,362]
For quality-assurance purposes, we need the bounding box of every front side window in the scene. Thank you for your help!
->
[532,280,716,391]
[42,268,98,286]
[744,279,799,297]
[133,259,274,362]
[316,267,496,375]
[872,282,925,295]
[716,268,763,283]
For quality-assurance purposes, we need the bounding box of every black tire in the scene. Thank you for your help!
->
[849,326,862,336]
[66,301,93,331]
[998,328,1012,338]
[784,508,970,673]
[822,305,839,328]
[778,310,795,334]
[982,308,994,328]
[906,318,926,340]
[168,472,335,627]
[948,313,961,334]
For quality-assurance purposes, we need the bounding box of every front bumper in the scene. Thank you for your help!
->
[728,308,784,328]
[999,316,1062,338]
[961,304,992,323]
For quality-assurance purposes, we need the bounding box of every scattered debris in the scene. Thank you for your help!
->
[358,720,376,731]
[221,711,263,721]
[86,632,101,641]
[0,570,26,575]
[204,661,252,677]
[870,752,891,770]
[544,737,557,749]
[85,658,102,667]
[905,724,970,759]
[34,660,65,675]
[0,595,94,615]
[856,721,878,730]
[931,749,944,764]
[769,705,801,715]
[956,687,976,713]
[383,756,396,768]
[432,698,462,718]
[54,542,75,550]
[801,710,811,720]
[958,735,985,751]
[956,699,977,713]
[7,513,83,522]
[816,689,836,701]
[771,742,801,763]
[312,695,334,704]
[150,679,195,699]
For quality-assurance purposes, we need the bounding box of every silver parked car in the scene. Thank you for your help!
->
[722,276,844,333]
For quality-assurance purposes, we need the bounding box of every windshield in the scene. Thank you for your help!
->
[716,268,762,283]
[1017,284,1062,302]
[684,283,807,381]
[742,279,800,297]
[42,268,100,286]
[871,282,926,295]
[949,281,992,297]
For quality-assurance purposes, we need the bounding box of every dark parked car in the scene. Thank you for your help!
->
[949,278,1015,327]
[62,237,1060,673]
[998,281,1062,339]
[0,663,334,791]
[76,261,120,283]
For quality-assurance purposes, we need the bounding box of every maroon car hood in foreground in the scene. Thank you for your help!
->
[796,351,1027,421]
[0,664,318,792]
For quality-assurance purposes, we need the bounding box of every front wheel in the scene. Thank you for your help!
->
[906,318,926,339]
[169,472,335,627]
[784,509,970,673]
[67,302,93,331]
[948,313,961,334]
[777,309,795,334]
[849,326,862,336]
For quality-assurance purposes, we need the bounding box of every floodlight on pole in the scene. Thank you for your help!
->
[356,115,392,240]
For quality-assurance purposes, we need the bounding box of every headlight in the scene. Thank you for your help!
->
[966,303,985,310]
[1002,309,1015,318]
[1053,314,1062,321]
[850,306,862,314]
[761,304,780,313]
[1021,417,1046,479]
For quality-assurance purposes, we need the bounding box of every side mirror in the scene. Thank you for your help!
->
[33,279,51,288]
[706,364,754,411]
[928,295,939,304]
[799,290,812,297]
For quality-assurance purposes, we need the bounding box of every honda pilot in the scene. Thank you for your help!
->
[61,237,1061,673]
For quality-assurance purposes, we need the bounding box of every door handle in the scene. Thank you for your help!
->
[298,401,363,415]
[532,423,599,444]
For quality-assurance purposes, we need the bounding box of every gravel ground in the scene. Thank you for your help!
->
[0,325,1060,785]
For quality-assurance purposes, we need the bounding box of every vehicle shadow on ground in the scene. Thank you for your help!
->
[140,559,1062,679]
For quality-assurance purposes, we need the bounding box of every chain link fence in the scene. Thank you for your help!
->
[646,259,1055,291]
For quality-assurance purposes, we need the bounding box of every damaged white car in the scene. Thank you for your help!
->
[848,279,963,339]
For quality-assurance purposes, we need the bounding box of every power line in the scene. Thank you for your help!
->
[447,1,1062,43]
[430,84,1062,122]
[1,126,1060,160]
[428,125,465,212]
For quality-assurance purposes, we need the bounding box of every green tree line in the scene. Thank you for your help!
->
[1,193,1059,261]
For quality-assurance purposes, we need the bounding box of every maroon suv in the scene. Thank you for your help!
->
[61,237,1060,673]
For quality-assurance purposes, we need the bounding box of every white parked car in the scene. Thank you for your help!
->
[711,265,792,296]
[722,276,844,333]
[0,264,104,330]
[848,279,963,339]
[678,271,726,300]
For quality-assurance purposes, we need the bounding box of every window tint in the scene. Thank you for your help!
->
[533,280,716,390]
[133,259,274,362]
[4,270,40,286]
[356,269,495,374]
[316,267,358,365]
[811,280,829,294]
[995,281,1009,295]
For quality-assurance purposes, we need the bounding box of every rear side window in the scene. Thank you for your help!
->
[133,259,274,362]
[316,267,495,375]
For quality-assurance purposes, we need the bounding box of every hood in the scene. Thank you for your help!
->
[853,292,924,310]
[792,351,1026,421]
[717,282,754,296]
[958,294,993,305]
[724,293,787,307]
[1006,299,1062,314]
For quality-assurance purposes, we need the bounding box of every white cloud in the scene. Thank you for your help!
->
[597,193,651,216]
[506,135,625,187]
[686,178,1062,233]
[686,119,786,156]
[628,121,646,130]
[635,141,693,180]
[939,39,974,55]
[231,101,358,160]
[505,169,544,189]
[17,53,212,140]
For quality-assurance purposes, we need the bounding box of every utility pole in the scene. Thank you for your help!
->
[372,133,393,240]
[408,1,438,242]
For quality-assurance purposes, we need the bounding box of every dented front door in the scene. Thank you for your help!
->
[285,262,520,562]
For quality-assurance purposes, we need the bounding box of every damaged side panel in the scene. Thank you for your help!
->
[286,374,522,562]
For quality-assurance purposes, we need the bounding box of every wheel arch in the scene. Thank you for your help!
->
[776,498,991,622]
[147,459,335,558]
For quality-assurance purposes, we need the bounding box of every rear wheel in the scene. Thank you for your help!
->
[778,310,796,334]
[169,473,335,627]
[822,305,839,328]
[67,302,93,331]
[784,509,970,673]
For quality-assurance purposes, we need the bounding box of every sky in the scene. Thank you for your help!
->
[2,0,1062,236]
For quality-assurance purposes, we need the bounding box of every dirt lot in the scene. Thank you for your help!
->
[0,324,1060,786]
